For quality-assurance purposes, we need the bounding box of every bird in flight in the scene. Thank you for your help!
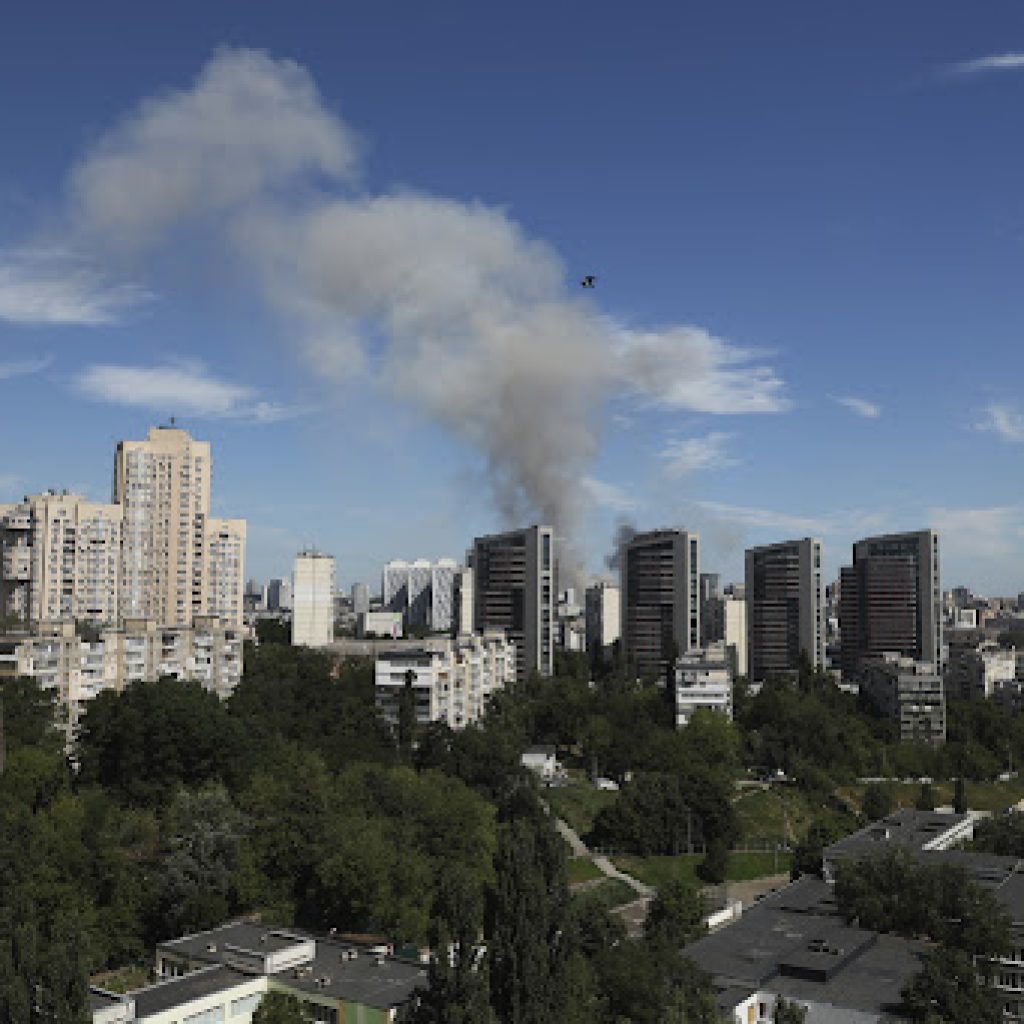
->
[581,275,596,289]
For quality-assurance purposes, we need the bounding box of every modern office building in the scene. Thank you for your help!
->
[745,538,825,683]
[0,492,122,624]
[374,630,515,729]
[699,572,724,648]
[839,530,942,681]
[859,653,946,745]
[620,529,699,682]
[674,641,733,727]
[472,524,555,681]
[585,581,621,659]
[113,426,245,628]
[292,551,336,648]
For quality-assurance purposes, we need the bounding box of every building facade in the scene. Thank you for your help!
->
[674,641,733,727]
[585,581,621,659]
[292,551,336,648]
[0,617,243,739]
[621,529,700,683]
[472,525,554,681]
[745,538,824,684]
[0,492,122,624]
[859,653,946,745]
[374,630,515,729]
[840,530,942,681]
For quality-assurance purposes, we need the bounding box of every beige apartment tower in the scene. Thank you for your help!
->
[113,426,245,627]
[0,492,122,624]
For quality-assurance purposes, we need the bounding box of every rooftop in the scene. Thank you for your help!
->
[684,876,927,1018]
[823,809,972,864]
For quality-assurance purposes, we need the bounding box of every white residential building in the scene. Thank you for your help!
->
[374,630,514,729]
[674,641,734,727]
[0,617,243,740]
[291,551,336,648]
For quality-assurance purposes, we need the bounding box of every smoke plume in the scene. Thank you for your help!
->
[52,48,787,543]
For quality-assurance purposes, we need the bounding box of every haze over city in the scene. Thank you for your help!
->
[2,2,1024,593]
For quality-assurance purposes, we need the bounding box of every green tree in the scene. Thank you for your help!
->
[251,991,311,1023]
[489,795,571,1024]
[901,947,1001,1023]
[404,864,494,1024]
[644,880,705,949]
[861,782,895,821]
[774,997,808,1023]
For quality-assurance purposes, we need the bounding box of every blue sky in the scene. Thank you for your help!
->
[2,2,1024,595]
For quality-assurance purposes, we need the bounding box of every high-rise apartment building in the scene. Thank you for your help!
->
[745,538,825,683]
[113,426,245,627]
[621,529,699,682]
[0,492,122,624]
[472,524,554,681]
[839,530,942,680]
[292,551,336,648]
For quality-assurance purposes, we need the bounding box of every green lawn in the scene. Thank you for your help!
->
[612,850,791,891]
[545,785,617,837]
[566,856,604,885]
[733,785,817,844]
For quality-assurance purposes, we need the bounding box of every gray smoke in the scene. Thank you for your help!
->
[54,48,787,548]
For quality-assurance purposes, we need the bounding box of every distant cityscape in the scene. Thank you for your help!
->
[2,425,1022,746]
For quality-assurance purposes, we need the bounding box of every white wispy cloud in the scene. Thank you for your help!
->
[929,505,1024,559]
[831,394,880,419]
[0,354,53,379]
[0,248,150,325]
[581,475,640,513]
[949,52,1024,75]
[660,432,737,476]
[617,326,789,414]
[75,360,307,424]
[976,402,1024,442]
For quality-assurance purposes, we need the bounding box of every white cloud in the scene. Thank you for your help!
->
[976,402,1024,442]
[832,394,880,419]
[0,249,149,325]
[581,476,640,513]
[75,360,305,423]
[950,52,1024,75]
[660,432,737,476]
[0,354,53,379]
[617,326,789,414]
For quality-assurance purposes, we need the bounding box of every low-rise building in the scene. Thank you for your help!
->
[859,653,946,745]
[374,631,514,729]
[0,617,243,738]
[90,920,424,1023]
[946,642,1017,700]
[675,642,733,727]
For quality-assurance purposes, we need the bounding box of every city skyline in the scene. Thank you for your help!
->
[2,4,1024,593]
